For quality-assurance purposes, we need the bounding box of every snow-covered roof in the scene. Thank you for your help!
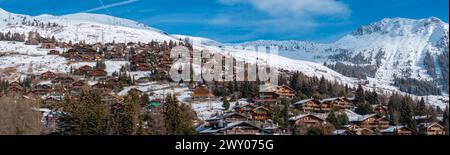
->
[380,125,405,133]
[334,129,349,135]
[320,97,341,103]
[292,99,316,106]
[199,121,270,134]
[288,114,324,122]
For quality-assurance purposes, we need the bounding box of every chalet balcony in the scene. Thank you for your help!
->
[301,107,315,110]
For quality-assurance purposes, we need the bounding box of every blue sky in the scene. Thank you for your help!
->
[0,0,448,43]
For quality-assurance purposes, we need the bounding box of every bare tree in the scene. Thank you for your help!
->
[0,96,42,135]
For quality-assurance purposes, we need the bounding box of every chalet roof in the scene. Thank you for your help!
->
[199,121,270,134]
[380,125,410,133]
[253,106,270,112]
[292,99,319,106]
[205,112,248,121]
[233,102,257,109]
[320,97,352,103]
[34,84,52,89]
[189,85,215,97]
[351,113,390,122]
[78,65,93,70]
[72,81,86,86]
[222,112,248,120]
[294,97,353,107]
[41,71,55,75]
[334,129,350,135]
[90,69,107,76]
[288,114,324,122]
[418,122,444,129]
[259,85,294,93]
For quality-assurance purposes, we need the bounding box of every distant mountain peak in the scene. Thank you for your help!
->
[352,17,448,36]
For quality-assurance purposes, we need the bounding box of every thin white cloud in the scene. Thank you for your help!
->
[83,0,139,13]
[218,0,351,18]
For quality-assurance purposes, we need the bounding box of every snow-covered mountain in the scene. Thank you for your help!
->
[0,8,175,43]
[236,17,449,95]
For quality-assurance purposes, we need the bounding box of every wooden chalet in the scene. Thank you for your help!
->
[109,52,126,61]
[90,69,107,77]
[320,97,353,110]
[199,121,271,135]
[352,114,391,130]
[32,84,52,96]
[52,76,75,85]
[289,114,325,127]
[130,54,147,63]
[74,65,93,76]
[66,47,101,61]
[293,99,321,113]
[293,97,354,113]
[44,97,60,105]
[233,103,257,114]
[72,81,86,89]
[8,81,24,93]
[40,39,56,49]
[48,50,60,55]
[206,112,250,129]
[381,126,416,135]
[222,112,249,123]
[418,123,445,135]
[25,31,39,45]
[256,85,295,104]
[344,125,375,135]
[317,102,333,113]
[189,85,215,101]
[41,71,56,79]
[135,63,151,71]
[159,54,173,70]
[251,106,270,121]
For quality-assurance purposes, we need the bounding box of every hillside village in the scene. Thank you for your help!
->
[0,31,449,135]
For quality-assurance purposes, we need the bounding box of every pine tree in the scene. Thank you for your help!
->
[326,111,339,128]
[51,35,56,43]
[140,93,150,106]
[387,93,402,125]
[355,84,365,104]
[400,97,417,131]
[366,90,379,105]
[326,110,349,129]
[318,76,327,94]
[290,72,300,91]
[415,98,427,116]
[281,98,290,128]
[222,97,230,111]
[163,95,195,135]
[116,93,140,135]
[355,102,373,115]
[57,90,109,135]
